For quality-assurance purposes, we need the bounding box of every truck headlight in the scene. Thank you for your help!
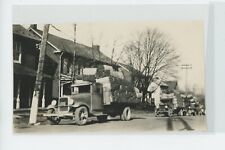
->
[68,98,74,105]
[165,105,168,109]
[51,100,57,106]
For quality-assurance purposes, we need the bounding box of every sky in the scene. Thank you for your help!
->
[31,21,205,94]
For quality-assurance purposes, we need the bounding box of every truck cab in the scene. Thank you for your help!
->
[155,93,175,117]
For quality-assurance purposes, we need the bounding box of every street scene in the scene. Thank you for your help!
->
[13,22,206,133]
[14,110,207,133]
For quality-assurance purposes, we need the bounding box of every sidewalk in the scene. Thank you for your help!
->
[13,108,48,129]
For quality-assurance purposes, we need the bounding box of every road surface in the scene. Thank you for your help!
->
[14,110,207,133]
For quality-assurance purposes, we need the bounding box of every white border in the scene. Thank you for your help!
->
[1,1,225,150]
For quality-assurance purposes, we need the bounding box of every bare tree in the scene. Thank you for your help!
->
[124,28,180,101]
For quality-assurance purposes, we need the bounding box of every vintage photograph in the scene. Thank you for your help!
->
[13,21,207,133]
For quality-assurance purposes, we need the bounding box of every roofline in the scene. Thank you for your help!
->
[13,32,41,41]
[29,27,61,53]
[118,64,130,72]
[30,27,120,67]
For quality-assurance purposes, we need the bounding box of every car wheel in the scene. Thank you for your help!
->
[121,107,131,121]
[155,110,159,117]
[97,115,108,123]
[168,109,173,117]
[75,106,88,125]
[47,109,61,125]
[193,111,197,116]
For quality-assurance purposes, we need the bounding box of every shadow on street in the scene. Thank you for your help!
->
[167,117,173,131]
[178,117,194,131]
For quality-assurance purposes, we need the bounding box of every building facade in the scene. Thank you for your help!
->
[13,24,121,109]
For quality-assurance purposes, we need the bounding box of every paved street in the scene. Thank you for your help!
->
[14,110,207,133]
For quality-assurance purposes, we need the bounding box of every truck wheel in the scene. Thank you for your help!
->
[75,106,88,125]
[97,115,108,123]
[47,109,61,125]
[167,109,173,117]
[121,107,131,121]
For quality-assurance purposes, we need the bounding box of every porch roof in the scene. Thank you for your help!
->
[14,63,52,79]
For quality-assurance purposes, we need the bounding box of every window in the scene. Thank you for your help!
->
[79,85,90,93]
[62,58,73,75]
[72,87,79,95]
[13,41,22,63]
[71,85,91,94]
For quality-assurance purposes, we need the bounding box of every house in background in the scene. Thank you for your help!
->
[13,25,57,109]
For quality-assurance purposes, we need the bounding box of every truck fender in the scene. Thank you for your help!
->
[72,102,89,109]
[47,105,56,110]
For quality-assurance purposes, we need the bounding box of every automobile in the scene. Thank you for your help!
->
[155,98,174,117]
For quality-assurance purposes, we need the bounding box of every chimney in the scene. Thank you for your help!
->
[92,45,100,52]
[92,45,101,61]
[30,24,37,30]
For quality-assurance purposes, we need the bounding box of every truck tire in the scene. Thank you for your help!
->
[47,109,61,125]
[121,107,131,121]
[75,106,88,125]
[97,115,108,123]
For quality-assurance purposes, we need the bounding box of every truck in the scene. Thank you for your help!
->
[44,76,142,125]
[155,93,176,117]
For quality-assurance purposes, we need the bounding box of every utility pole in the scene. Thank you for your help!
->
[181,64,192,96]
[29,24,50,125]
[72,24,77,82]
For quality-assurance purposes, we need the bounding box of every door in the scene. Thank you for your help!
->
[91,83,104,110]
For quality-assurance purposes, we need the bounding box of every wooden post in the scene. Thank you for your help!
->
[41,82,46,108]
[29,24,50,125]
[72,24,76,81]
[16,80,21,109]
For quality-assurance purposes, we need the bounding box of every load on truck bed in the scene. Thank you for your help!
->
[96,76,140,105]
